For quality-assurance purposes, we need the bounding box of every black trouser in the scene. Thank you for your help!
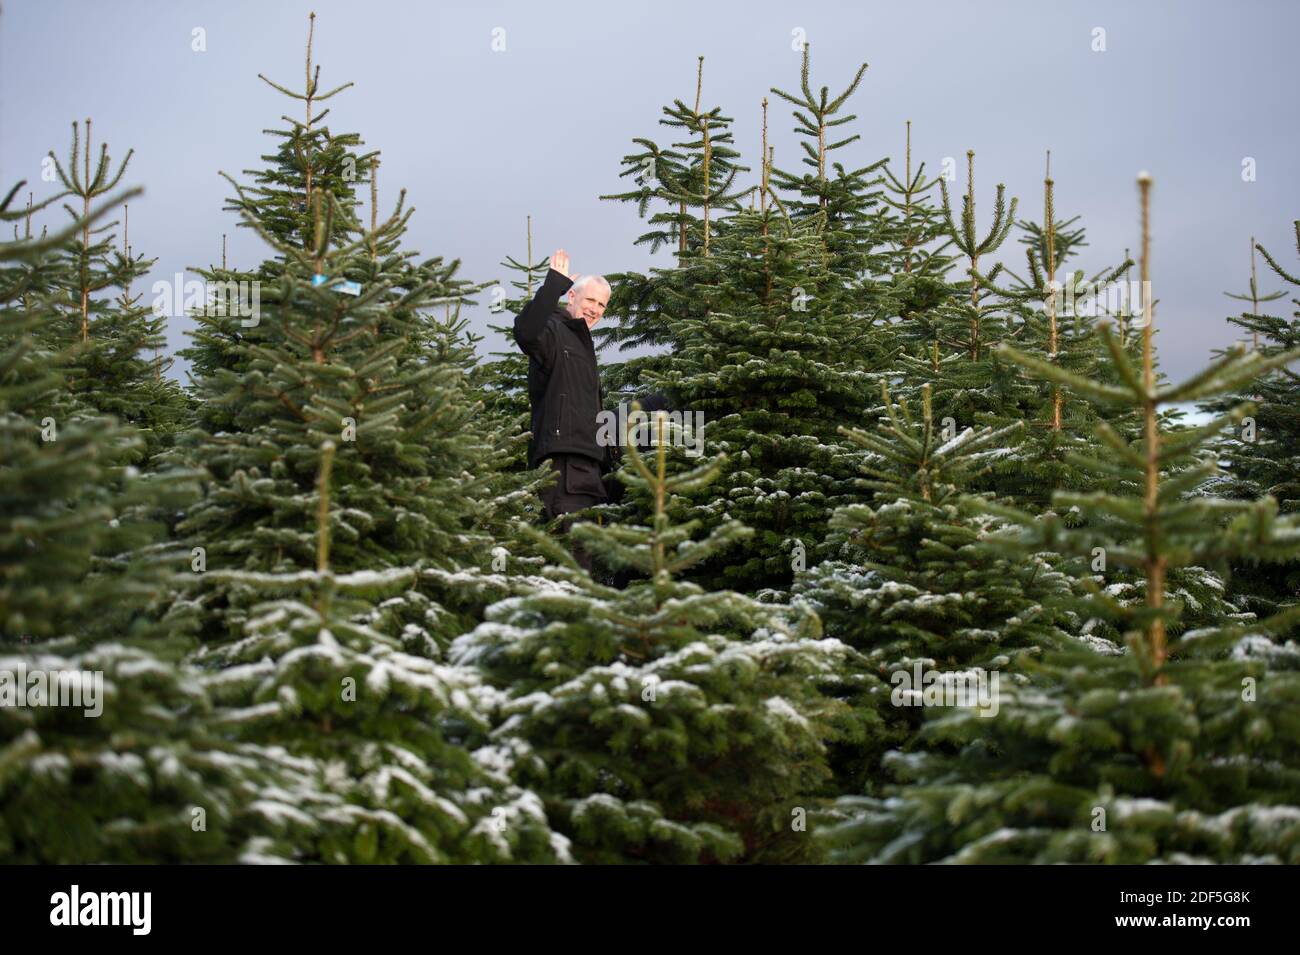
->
[539,453,609,573]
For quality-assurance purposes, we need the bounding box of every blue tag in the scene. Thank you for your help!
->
[312,273,362,295]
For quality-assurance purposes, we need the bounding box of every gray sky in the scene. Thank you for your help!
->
[3,0,1298,384]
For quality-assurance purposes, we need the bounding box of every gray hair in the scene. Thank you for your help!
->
[571,274,611,297]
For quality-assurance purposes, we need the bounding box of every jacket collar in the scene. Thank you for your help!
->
[554,304,593,337]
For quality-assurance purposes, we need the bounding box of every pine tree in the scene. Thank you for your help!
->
[42,119,189,460]
[1,176,317,864]
[172,13,541,645]
[638,198,891,596]
[452,407,862,863]
[819,174,1300,863]
[877,120,960,321]
[792,379,1080,793]
[194,440,565,863]
[1202,227,1300,615]
[595,55,753,404]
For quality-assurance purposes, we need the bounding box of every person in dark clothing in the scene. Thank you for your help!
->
[512,249,616,572]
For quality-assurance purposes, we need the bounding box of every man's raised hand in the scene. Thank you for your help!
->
[550,249,573,281]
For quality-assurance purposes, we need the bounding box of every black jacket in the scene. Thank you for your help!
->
[513,268,610,471]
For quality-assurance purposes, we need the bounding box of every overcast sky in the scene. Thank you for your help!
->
[3,0,1298,383]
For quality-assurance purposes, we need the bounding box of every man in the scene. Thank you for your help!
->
[513,249,617,571]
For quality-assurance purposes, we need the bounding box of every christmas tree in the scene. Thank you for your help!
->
[596,55,752,406]
[819,174,1300,863]
[1202,226,1300,617]
[766,43,893,302]
[473,216,549,443]
[611,50,905,597]
[42,119,190,460]
[792,379,1080,793]
[877,120,960,320]
[172,13,543,647]
[1,174,316,864]
[964,155,1138,508]
[194,440,565,863]
[452,407,864,862]
[0,168,195,649]
[638,200,890,596]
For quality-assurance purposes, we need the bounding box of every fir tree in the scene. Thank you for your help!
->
[596,55,752,403]
[892,150,1026,430]
[117,203,194,448]
[1,168,195,649]
[792,379,1079,793]
[967,155,1136,508]
[766,42,893,305]
[877,120,959,321]
[819,174,1300,863]
[1224,233,1288,353]
[1202,226,1300,615]
[639,198,891,597]
[173,13,543,646]
[194,440,566,863]
[42,120,189,460]
[0,638,341,863]
[1,177,313,864]
[473,216,548,442]
[597,51,906,597]
[452,407,862,863]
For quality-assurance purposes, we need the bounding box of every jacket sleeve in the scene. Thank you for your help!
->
[513,267,573,369]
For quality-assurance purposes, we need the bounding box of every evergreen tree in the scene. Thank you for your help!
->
[596,50,907,597]
[43,119,189,460]
[0,638,340,863]
[1,176,317,864]
[596,55,752,403]
[0,169,195,649]
[1223,233,1288,353]
[638,198,891,597]
[892,151,1026,428]
[792,379,1080,793]
[766,43,893,308]
[877,120,960,321]
[452,407,862,863]
[1203,226,1300,616]
[819,174,1300,863]
[967,156,1137,508]
[172,13,544,646]
[473,216,548,442]
[194,440,565,863]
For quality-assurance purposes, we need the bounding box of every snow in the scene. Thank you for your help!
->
[763,697,808,730]
[248,800,317,828]
[1110,797,1172,820]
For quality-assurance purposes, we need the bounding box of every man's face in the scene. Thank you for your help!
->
[566,282,609,329]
